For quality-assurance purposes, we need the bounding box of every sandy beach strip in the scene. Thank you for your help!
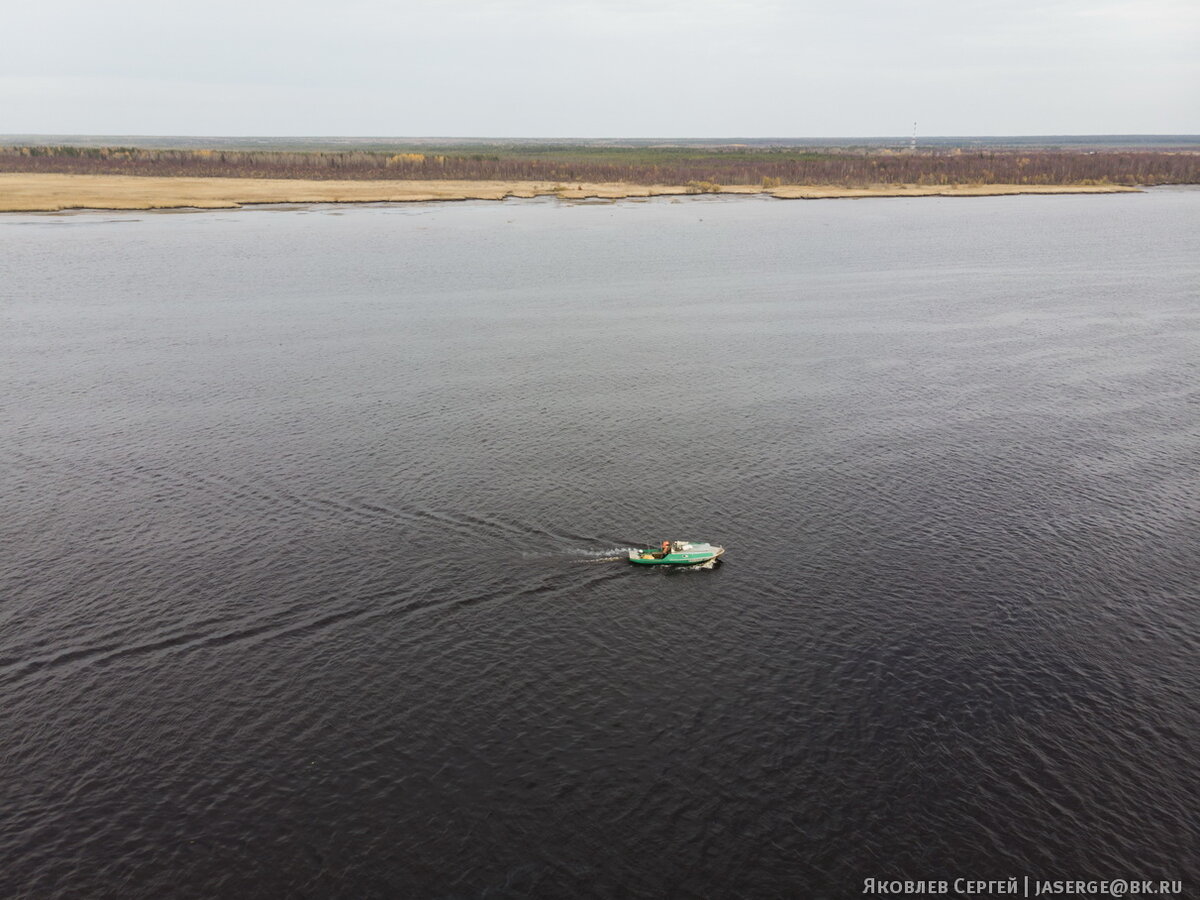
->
[0,173,1139,212]
[766,183,1139,199]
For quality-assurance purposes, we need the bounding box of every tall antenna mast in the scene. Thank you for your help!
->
[911,121,917,152]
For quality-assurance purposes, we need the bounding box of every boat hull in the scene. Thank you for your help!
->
[628,544,724,566]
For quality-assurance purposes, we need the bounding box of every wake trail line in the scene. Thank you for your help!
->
[562,546,637,564]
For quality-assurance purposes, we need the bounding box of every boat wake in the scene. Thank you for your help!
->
[567,547,638,563]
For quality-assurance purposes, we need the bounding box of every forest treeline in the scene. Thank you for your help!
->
[2,145,1197,186]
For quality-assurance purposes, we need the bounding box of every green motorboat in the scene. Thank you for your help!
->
[628,540,725,566]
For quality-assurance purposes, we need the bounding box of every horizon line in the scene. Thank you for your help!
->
[4,132,1199,141]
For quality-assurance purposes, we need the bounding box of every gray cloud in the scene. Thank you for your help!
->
[2,0,1196,135]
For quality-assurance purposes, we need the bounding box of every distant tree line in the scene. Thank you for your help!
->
[1,145,1196,186]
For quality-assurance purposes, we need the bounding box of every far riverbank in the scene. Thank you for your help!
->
[0,173,1139,212]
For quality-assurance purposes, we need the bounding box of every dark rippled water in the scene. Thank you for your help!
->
[2,190,1198,898]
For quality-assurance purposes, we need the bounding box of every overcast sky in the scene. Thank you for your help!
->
[2,0,1197,137]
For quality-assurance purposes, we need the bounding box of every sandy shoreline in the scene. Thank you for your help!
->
[0,173,1140,212]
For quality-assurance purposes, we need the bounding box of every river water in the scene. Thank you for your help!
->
[2,190,1198,898]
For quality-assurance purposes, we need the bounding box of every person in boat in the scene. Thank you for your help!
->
[660,540,671,558]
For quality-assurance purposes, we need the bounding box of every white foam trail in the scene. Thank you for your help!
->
[565,547,637,564]
[518,547,637,563]
[566,547,638,558]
